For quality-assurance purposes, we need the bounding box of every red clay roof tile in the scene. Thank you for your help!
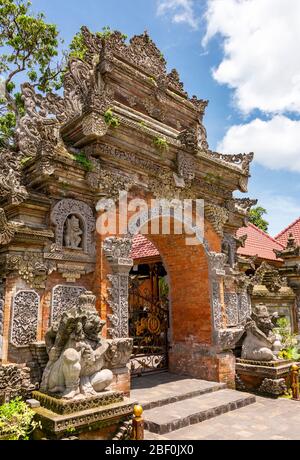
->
[236,223,284,261]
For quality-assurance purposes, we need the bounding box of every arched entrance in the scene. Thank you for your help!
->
[128,249,169,376]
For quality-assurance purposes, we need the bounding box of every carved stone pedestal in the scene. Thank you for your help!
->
[32,390,136,440]
[236,359,292,397]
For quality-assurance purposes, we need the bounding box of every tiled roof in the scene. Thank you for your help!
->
[275,217,300,247]
[236,223,284,262]
[131,234,160,260]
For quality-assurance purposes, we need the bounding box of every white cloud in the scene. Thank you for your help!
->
[157,0,199,30]
[218,115,300,172]
[203,0,300,115]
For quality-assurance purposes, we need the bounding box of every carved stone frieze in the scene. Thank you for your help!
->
[205,204,229,237]
[51,199,96,254]
[0,364,33,402]
[6,253,56,289]
[209,151,254,175]
[50,285,86,324]
[209,252,227,277]
[10,290,39,347]
[143,97,166,122]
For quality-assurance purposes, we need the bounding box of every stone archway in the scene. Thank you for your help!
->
[96,206,236,387]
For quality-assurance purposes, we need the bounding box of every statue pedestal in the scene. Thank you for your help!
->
[235,359,292,397]
[32,390,136,440]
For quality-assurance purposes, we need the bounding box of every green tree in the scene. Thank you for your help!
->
[248,206,269,233]
[0,0,62,149]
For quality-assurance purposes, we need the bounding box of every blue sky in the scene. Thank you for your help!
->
[28,0,300,237]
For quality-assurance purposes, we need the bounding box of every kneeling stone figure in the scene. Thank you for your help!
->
[241,304,283,362]
[40,291,113,400]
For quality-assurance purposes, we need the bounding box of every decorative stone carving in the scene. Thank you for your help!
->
[112,418,133,441]
[209,151,254,175]
[178,128,199,154]
[0,208,24,245]
[0,364,33,403]
[241,304,282,361]
[167,69,187,96]
[212,281,222,329]
[41,291,114,400]
[104,338,133,369]
[235,374,246,391]
[103,237,133,339]
[10,290,39,347]
[226,198,258,215]
[64,215,83,249]
[103,237,132,263]
[222,233,237,269]
[258,378,287,396]
[205,204,229,237]
[224,292,239,327]
[51,285,86,324]
[238,292,251,324]
[6,253,56,289]
[209,252,227,277]
[252,261,284,293]
[51,199,95,254]
[177,152,195,183]
[0,149,28,205]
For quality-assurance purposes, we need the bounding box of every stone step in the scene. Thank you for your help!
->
[131,372,227,410]
[143,389,256,435]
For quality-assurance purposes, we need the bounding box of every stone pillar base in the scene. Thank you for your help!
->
[32,390,136,440]
[235,359,292,397]
[169,342,236,388]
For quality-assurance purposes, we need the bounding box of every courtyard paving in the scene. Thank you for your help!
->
[144,396,300,440]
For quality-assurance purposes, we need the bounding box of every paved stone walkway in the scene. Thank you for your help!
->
[144,396,300,440]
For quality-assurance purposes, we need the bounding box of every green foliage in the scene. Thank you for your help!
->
[66,425,76,434]
[153,136,169,152]
[0,397,39,440]
[96,26,127,41]
[72,151,93,171]
[104,108,120,128]
[248,206,269,233]
[0,0,62,147]
[275,317,300,361]
[69,31,88,60]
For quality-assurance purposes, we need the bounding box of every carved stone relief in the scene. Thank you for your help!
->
[103,237,133,339]
[224,292,239,327]
[205,205,229,237]
[51,199,96,254]
[51,285,86,324]
[238,292,251,324]
[10,290,39,347]
[6,253,56,289]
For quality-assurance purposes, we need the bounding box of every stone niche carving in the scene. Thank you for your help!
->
[51,285,86,325]
[64,215,83,249]
[241,304,282,361]
[40,291,133,400]
[51,199,96,254]
[10,290,39,347]
[224,292,239,327]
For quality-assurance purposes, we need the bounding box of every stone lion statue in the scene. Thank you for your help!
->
[40,291,113,400]
[241,304,283,361]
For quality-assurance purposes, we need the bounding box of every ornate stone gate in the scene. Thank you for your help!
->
[0,27,254,389]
